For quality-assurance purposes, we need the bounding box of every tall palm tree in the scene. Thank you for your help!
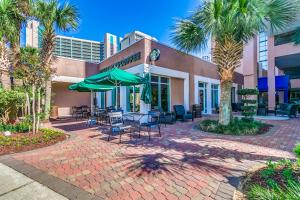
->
[34,0,79,120]
[172,0,299,125]
[0,0,31,88]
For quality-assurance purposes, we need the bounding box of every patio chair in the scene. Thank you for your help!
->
[152,106,175,127]
[173,105,194,122]
[257,103,268,116]
[81,105,90,118]
[72,106,83,119]
[140,111,161,141]
[275,103,298,118]
[108,112,133,142]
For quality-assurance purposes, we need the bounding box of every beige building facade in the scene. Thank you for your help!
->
[241,30,300,110]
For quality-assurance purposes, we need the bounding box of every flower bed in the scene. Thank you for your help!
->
[0,128,66,155]
[242,144,300,199]
[199,118,271,135]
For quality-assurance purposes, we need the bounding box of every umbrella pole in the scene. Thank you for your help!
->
[91,90,93,116]
[116,82,118,109]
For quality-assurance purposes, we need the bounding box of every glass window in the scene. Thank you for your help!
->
[211,84,219,111]
[199,82,207,113]
[150,75,170,111]
[127,86,140,112]
[231,87,236,103]
[151,75,159,83]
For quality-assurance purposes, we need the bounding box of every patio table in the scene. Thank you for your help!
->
[123,112,148,124]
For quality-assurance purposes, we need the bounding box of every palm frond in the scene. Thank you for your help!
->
[265,0,299,33]
[171,18,208,53]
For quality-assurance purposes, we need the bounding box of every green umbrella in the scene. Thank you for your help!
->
[85,67,143,86]
[141,73,152,104]
[85,68,143,107]
[68,81,114,92]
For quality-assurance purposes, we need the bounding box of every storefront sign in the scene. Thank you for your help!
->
[149,49,160,62]
[101,52,141,72]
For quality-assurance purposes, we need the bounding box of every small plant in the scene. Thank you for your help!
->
[238,88,259,122]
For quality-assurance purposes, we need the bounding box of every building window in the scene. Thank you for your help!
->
[127,86,140,112]
[198,82,207,113]
[274,31,295,46]
[231,87,236,103]
[211,84,219,111]
[258,32,268,77]
[151,75,170,111]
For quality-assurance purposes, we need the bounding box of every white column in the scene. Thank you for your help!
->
[96,92,101,108]
[120,86,127,112]
[107,91,112,106]
[184,76,189,110]
[207,83,212,114]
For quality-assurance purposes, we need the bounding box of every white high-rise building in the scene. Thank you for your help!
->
[120,31,157,50]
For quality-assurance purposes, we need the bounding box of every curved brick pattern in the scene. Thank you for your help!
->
[10,117,299,199]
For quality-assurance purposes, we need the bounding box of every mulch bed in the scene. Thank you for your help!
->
[257,124,273,135]
[0,132,67,156]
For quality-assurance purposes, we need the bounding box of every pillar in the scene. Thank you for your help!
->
[267,37,276,110]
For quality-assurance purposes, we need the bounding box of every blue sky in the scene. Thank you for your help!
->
[57,0,200,46]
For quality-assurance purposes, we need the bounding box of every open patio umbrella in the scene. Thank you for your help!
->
[69,81,114,115]
[85,68,143,107]
[68,81,114,92]
[141,73,152,104]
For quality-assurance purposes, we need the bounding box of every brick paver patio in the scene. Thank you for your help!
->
[3,117,300,199]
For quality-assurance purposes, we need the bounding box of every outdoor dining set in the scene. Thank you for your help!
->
[68,67,201,142]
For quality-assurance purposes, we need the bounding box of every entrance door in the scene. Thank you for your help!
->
[128,86,140,112]
[198,82,207,113]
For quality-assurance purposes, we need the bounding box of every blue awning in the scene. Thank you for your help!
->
[258,75,289,92]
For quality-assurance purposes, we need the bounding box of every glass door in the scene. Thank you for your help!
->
[128,86,140,112]
[198,82,207,113]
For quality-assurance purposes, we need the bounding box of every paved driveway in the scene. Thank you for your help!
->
[3,117,300,200]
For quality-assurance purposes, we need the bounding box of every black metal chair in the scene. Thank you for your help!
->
[72,106,83,120]
[140,111,161,140]
[81,105,90,118]
[173,105,194,122]
[108,112,132,142]
[153,106,175,127]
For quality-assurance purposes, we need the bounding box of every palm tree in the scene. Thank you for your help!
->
[0,0,31,88]
[34,0,79,120]
[172,0,299,125]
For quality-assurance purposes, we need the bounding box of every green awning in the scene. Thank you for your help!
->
[84,67,143,86]
[68,81,114,92]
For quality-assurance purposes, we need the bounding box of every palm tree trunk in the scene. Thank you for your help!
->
[219,81,232,125]
[212,37,243,125]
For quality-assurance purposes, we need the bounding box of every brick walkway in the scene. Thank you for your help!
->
[6,117,300,199]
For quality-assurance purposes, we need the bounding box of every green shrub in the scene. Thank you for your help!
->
[0,89,25,123]
[0,120,31,133]
[199,118,266,135]
[40,128,65,142]
[238,88,258,121]
[248,181,300,200]
[294,143,300,158]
